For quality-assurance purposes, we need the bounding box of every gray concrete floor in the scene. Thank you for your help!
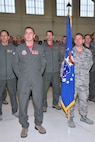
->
[0,87,95,142]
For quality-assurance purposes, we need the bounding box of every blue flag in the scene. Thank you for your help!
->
[61,14,75,114]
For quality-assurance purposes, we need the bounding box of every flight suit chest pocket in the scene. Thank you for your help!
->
[31,50,40,60]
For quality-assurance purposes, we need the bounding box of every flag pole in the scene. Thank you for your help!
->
[66,1,72,121]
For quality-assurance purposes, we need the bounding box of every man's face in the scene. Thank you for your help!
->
[62,37,66,44]
[46,32,54,42]
[0,31,9,43]
[84,35,92,44]
[16,35,22,43]
[24,28,35,42]
[74,35,84,47]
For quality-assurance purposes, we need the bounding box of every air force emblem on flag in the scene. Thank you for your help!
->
[62,60,70,78]
[62,51,74,81]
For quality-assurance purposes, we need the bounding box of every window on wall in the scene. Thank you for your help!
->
[56,0,72,16]
[0,0,15,13]
[80,0,94,17]
[26,0,44,15]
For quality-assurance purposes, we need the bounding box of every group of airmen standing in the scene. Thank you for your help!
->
[0,27,95,138]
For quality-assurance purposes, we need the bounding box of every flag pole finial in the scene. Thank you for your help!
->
[67,2,72,7]
[67,2,72,13]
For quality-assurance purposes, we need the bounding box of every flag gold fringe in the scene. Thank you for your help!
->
[60,99,75,114]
